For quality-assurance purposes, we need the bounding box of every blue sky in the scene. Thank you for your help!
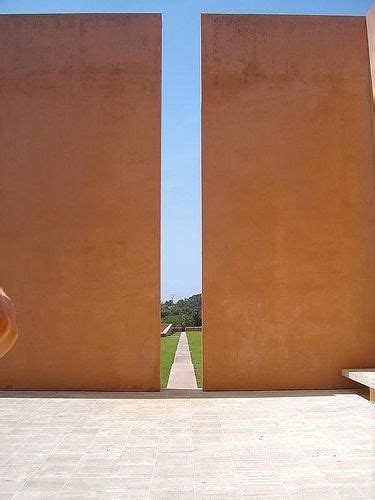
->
[1,1,372,301]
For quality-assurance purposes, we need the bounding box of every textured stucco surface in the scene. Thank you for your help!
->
[202,15,375,390]
[0,14,161,390]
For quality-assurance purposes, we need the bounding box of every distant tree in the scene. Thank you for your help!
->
[192,309,201,327]
[160,293,202,327]
[160,305,169,318]
[181,313,193,329]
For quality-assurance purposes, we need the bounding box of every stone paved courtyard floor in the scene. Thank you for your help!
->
[0,389,374,499]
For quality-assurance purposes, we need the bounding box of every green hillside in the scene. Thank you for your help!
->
[161,293,201,328]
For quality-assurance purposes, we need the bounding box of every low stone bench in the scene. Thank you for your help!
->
[161,323,174,337]
[342,369,375,403]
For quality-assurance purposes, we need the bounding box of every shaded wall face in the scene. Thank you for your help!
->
[202,15,375,390]
[0,14,161,390]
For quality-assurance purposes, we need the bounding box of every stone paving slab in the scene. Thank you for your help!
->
[0,390,374,498]
[167,332,198,389]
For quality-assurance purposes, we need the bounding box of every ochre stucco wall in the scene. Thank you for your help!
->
[0,14,161,390]
[202,14,375,390]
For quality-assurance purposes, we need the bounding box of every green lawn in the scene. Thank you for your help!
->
[186,331,202,388]
[160,332,180,388]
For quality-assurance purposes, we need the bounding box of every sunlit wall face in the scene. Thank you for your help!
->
[0,13,161,391]
[0,1,371,304]
[202,13,375,390]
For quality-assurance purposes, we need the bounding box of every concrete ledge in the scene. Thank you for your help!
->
[161,323,174,337]
[342,368,375,403]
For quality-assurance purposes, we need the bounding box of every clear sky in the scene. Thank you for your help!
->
[1,0,372,301]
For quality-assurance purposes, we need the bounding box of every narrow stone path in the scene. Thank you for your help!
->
[167,332,198,389]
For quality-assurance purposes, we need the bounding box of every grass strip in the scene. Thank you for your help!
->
[186,331,202,388]
[160,332,181,388]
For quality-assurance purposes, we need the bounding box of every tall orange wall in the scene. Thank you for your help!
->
[0,14,161,390]
[202,14,375,390]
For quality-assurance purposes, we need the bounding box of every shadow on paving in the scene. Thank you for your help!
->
[0,388,368,400]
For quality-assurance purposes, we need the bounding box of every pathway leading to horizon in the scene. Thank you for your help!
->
[167,332,198,389]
